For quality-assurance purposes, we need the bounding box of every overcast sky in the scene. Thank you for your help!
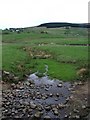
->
[0,0,89,29]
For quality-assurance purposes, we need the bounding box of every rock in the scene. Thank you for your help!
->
[14,110,18,114]
[56,93,59,97]
[68,88,73,91]
[19,86,24,90]
[82,105,86,109]
[73,109,79,113]
[36,92,40,95]
[45,88,49,91]
[69,95,74,99]
[65,114,68,118]
[42,96,47,100]
[28,108,33,113]
[45,106,51,111]
[49,93,53,97]
[84,97,87,101]
[46,85,49,88]
[57,83,62,87]
[53,108,58,115]
[25,82,30,86]
[34,111,41,118]
[32,96,35,100]
[52,107,57,111]
[23,108,27,114]
[41,85,44,88]
[30,102,36,109]
[55,98,58,101]
[44,115,51,119]
[66,97,69,102]
[24,101,29,106]
[6,102,10,105]
[14,77,19,81]
[4,109,8,113]
[78,81,83,85]
[11,83,16,88]
[58,104,65,109]
[51,105,56,109]
[74,82,78,86]
[16,84,20,89]
[4,71,10,75]
[30,84,34,88]
[37,95,42,99]
[37,107,43,111]
[37,104,43,111]
[75,115,80,119]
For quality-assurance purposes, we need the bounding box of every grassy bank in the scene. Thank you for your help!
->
[2,27,89,81]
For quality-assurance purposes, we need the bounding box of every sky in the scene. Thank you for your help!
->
[0,0,89,29]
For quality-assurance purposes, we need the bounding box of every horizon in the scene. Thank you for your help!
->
[0,0,89,29]
[1,22,89,30]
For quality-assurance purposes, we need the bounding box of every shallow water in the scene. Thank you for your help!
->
[26,73,71,118]
[2,73,72,119]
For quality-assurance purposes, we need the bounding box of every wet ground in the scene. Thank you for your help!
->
[1,73,90,119]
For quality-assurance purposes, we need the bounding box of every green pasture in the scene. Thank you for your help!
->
[2,27,89,81]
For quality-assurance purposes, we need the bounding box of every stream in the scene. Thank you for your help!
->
[2,66,89,119]
[2,66,72,119]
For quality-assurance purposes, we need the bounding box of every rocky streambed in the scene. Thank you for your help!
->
[1,73,90,119]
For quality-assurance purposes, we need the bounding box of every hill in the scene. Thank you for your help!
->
[38,22,90,28]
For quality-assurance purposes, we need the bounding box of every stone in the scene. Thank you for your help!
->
[37,104,43,111]
[66,97,69,102]
[30,103,36,109]
[45,88,49,91]
[65,114,68,118]
[44,115,51,119]
[34,111,41,118]
[36,92,40,95]
[74,82,78,86]
[14,77,19,81]
[25,82,30,86]
[19,86,24,90]
[45,106,51,111]
[11,83,16,88]
[73,109,79,113]
[55,98,58,101]
[24,101,29,106]
[82,105,86,109]
[56,93,59,97]
[53,109,58,115]
[57,83,62,87]
[58,104,65,109]
[5,109,8,113]
[78,81,83,85]
[85,98,87,101]
[49,93,53,97]
[51,105,56,109]
[4,71,10,75]
[42,96,46,100]
[75,115,80,119]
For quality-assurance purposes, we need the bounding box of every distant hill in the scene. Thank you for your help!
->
[38,22,90,28]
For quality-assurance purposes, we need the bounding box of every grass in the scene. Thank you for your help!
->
[2,27,89,81]
[37,45,88,63]
[33,59,77,80]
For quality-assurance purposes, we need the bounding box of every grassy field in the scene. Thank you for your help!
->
[2,27,89,81]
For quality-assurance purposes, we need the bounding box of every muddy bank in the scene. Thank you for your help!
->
[1,73,90,119]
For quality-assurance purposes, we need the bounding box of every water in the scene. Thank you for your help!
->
[26,72,71,118]
[2,66,72,119]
